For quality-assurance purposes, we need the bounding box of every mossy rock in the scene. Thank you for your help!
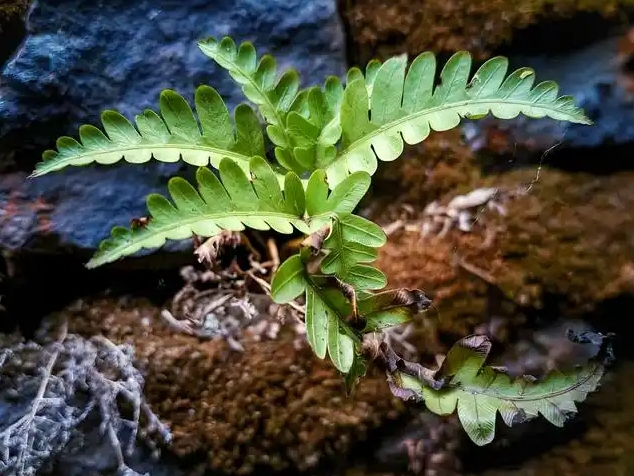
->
[339,0,634,64]
[377,167,634,341]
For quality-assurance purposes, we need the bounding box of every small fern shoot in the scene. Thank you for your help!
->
[30,34,610,446]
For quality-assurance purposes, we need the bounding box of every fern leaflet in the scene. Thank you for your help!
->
[86,156,309,268]
[397,335,606,446]
[30,87,266,178]
[198,36,312,174]
[324,52,592,187]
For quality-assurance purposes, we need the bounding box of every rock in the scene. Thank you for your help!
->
[0,0,346,255]
[464,34,634,155]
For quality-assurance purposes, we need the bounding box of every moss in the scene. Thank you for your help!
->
[485,168,634,312]
[376,224,523,343]
[375,167,634,343]
[340,0,633,64]
[64,296,406,475]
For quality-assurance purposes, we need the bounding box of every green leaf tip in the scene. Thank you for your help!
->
[395,333,610,446]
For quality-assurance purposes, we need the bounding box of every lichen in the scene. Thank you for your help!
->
[65,295,406,475]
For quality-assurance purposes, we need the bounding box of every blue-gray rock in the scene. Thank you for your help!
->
[0,0,346,256]
[463,35,634,154]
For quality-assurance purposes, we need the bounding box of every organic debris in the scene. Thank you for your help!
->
[161,264,304,352]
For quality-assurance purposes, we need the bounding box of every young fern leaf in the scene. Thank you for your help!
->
[198,36,312,174]
[325,52,592,187]
[320,215,387,290]
[285,78,344,171]
[396,335,607,446]
[30,87,267,178]
[271,255,359,373]
[86,156,309,268]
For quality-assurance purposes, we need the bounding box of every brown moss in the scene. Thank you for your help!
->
[340,0,633,64]
[0,0,27,26]
[377,222,521,342]
[64,296,406,475]
[376,167,634,341]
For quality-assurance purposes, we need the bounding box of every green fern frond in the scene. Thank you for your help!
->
[324,52,592,187]
[86,156,309,268]
[270,254,360,373]
[30,86,266,178]
[198,36,312,174]
[398,335,606,446]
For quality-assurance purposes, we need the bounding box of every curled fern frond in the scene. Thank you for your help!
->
[86,156,309,268]
[324,52,592,187]
[31,86,266,178]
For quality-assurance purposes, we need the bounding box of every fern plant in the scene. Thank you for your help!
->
[30,36,611,446]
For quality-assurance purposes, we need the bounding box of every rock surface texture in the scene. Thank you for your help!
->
[0,0,346,254]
